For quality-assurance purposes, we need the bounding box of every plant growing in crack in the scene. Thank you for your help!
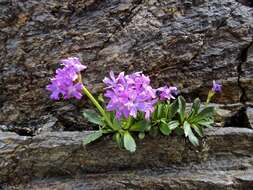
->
[46,57,222,152]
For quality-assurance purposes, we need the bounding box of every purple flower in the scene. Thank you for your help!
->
[103,71,125,88]
[104,71,157,119]
[60,57,87,72]
[156,86,178,100]
[46,79,65,100]
[62,82,83,100]
[212,80,222,93]
[138,99,158,119]
[56,66,78,81]
[46,57,86,100]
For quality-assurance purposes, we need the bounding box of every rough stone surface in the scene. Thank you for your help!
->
[246,107,253,128]
[0,0,253,130]
[1,127,253,186]
[3,168,253,190]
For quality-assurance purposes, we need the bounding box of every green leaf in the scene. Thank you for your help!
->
[123,131,136,152]
[160,122,172,135]
[161,104,169,118]
[157,104,163,119]
[184,121,199,146]
[167,100,178,121]
[193,107,214,123]
[137,112,145,120]
[178,96,186,122]
[114,132,123,149]
[138,132,145,139]
[183,121,191,137]
[170,100,179,118]
[160,118,167,124]
[83,131,103,145]
[112,117,121,131]
[192,124,203,137]
[105,111,115,123]
[101,127,113,134]
[168,120,180,130]
[192,98,201,114]
[188,98,201,120]
[183,122,199,146]
[82,109,104,126]
[152,105,158,121]
[198,119,214,128]
[130,120,151,132]
[188,131,199,146]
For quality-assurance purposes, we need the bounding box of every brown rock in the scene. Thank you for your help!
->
[0,0,253,129]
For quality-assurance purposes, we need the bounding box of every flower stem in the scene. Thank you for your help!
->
[205,91,215,107]
[82,86,113,128]
[77,73,112,128]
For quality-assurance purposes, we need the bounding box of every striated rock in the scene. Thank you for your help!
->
[4,168,253,190]
[1,127,253,186]
[214,107,234,127]
[0,0,253,129]
[246,107,253,128]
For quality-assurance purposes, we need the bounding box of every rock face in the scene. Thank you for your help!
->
[246,107,253,128]
[0,0,253,130]
[6,169,253,190]
[1,127,253,189]
[1,1,253,189]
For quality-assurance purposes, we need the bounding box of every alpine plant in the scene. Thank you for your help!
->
[46,57,222,152]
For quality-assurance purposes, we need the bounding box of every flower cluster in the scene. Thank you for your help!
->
[46,57,86,100]
[103,72,156,119]
[103,71,177,119]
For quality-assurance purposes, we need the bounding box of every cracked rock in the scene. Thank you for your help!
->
[0,1,253,135]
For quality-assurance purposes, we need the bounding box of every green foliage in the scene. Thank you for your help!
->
[123,131,136,152]
[82,109,104,126]
[151,96,214,147]
[151,100,179,136]
[178,96,186,123]
[82,95,215,152]
[160,120,172,135]
[82,108,151,152]
[83,130,103,145]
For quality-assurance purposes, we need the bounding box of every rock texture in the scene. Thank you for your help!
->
[5,169,253,190]
[1,127,253,189]
[246,107,253,128]
[0,0,253,130]
[1,1,253,189]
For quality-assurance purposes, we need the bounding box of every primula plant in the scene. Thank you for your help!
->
[47,57,222,152]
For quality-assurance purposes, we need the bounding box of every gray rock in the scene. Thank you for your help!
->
[0,125,8,132]
[246,107,253,128]
[1,127,253,185]
[4,169,253,190]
